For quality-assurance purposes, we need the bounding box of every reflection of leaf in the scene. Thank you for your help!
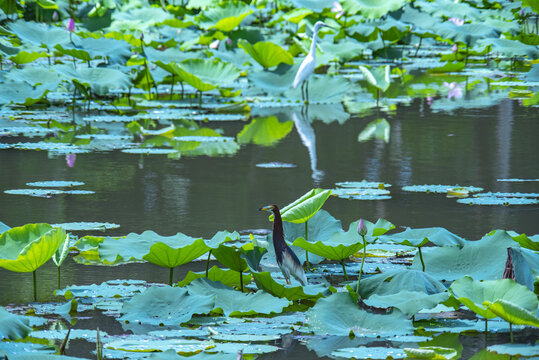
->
[238,40,294,68]
[358,118,390,143]
[237,116,293,146]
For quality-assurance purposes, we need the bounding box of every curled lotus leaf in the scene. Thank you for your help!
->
[278,188,332,224]
[238,40,294,68]
[143,238,210,268]
[376,227,467,248]
[179,266,251,288]
[483,299,539,327]
[0,307,32,340]
[252,271,328,301]
[0,223,67,272]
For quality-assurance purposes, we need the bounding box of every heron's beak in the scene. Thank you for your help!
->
[259,205,272,211]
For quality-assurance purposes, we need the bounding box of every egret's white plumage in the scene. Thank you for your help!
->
[292,21,331,102]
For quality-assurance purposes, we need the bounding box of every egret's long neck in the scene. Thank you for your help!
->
[309,26,320,56]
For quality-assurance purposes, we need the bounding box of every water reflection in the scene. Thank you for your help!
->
[292,108,324,184]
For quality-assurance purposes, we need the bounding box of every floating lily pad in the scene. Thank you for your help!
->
[336,181,392,189]
[331,188,391,200]
[402,184,483,194]
[4,189,95,197]
[105,337,212,354]
[332,346,407,359]
[173,136,235,142]
[255,162,297,168]
[121,148,179,155]
[497,178,539,182]
[51,222,120,231]
[457,192,539,206]
[26,181,85,187]
[30,328,109,342]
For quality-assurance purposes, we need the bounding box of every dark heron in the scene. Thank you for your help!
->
[259,204,308,286]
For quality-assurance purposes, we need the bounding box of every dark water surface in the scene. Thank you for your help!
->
[0,98,538,357]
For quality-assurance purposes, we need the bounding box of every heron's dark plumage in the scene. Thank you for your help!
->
[260,204,308,286]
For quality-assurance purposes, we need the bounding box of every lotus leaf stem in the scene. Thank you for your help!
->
[205,250,212,277]
[57,266,61,289]
[340,260,348,280]
[239,271,243,293]
[356,235,367,294]
[169,267,173,286]
[509,323,513,343]
[33,270,37,301]
[418,246,425,272]
[304,221,310,271]
[414,36,422,57]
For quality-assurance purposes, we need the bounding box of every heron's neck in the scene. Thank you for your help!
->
[272,210,285,248]
[309,27,320,56]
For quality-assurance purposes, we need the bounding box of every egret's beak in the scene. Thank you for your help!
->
[259,205,272,211]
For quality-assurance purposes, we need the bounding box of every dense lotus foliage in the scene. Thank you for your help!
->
[1,0,538,358]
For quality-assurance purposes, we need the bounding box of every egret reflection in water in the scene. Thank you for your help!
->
[292,108,324,184]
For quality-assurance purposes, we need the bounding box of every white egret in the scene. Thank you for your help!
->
[292,21,332,103]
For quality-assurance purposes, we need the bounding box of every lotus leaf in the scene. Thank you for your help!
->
[332,346,406,359]
[119,286,214,325]
[291,0,330,11]
[364,290,450,317]
[409,230,523,282]
[306,292,413,336]
[450,277,538,320]
[358,269,447,299]
[343,0,406,18]
[278,188,332,223]
[238,40,294,68]
[359,65,391,92]
[237,116,294,146]
[252,271,328,301]
[105,338,212,354]
[358,118,390,143]
[197,2,253,32]
[179,266,251,287]
[143,238,210,268]
[55,37,131,63]
[0,222,9,233]
[9,21,69,48]
[402,184,483,194]
[483,299,539,327]
[508,232,539,251]
[54,65,131,96]
[212,243,248,273]
[187,278,289,316]
[404,347,458,360]
[145,349,236,359]
[4,355,92,360]
[0,81,51,106]
[284,75,353,102]
[487,343,539,357]
[293,236,364,261]
[256,162,296,168]
[208,342,279,354]
[0,223,66,272]
[56,280,146,302]
[376,227,467,248]
[0,307,31,340]
[52,222,119,231]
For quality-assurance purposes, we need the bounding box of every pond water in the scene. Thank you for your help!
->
[1,97,538,358]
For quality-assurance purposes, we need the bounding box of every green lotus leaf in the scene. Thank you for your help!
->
[291,0,331,11]
[332,346,406,359]
[483,299,539,327]
[106,338,212,354]
[119,286,214,325]
[56,280,146,300]
[205,230,240,249]
[0,307,31,340]
[238,40,294,68]
[0,81,50,106]
[481,38,538,59]
[284,75,353,102]
[450,277,538,320]
[364,290,450,317]
[0,223,67,272]
[8,21,69,48]
[358,269,447,299]
[487,343,539,357]
[53,65,131,96]
[410,230,527,282]
[187,278,289,316]
[306,292,413,336]
[198,2,253,31]
[52,233,70,267]
[212,243,248,272]
[293,236,364,261]
[5,355,92,360]
[179,266,251,287]
[4,67,61,91]
[0,222,10,233]
[252,271,328,301]
[358,118,390,143]
[283,8,314,24]
[436,23,499,47]
[55,37,131,63]
[508,231,539,251]
[99,230,202,265]
[376,227,467,248]
[237,116,293,146]
[359,65,391,92]
[343,0,405,18]
[52,222,118,231]
[404,346,458,360]
[278,188,332,223]
[143,238,210,268]
[469,349,512,360]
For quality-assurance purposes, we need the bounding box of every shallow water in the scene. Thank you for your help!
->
[0,98,538,358]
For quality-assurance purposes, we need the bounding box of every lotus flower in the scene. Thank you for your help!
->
[209,39,220,49]
[426,96,433,106]
[331,1,344,19]
[52,11,59,22]
[452,44,458,53]
[66,18,75,32]
[443,81,463,99]
[357,218,367,236]
[448,17,464,26]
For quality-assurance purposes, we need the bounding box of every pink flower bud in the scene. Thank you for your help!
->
[52,11,59,22]
[357,218,367,236]
[66,18,75,32]
[452,44,457,53]
[66,154,76,168]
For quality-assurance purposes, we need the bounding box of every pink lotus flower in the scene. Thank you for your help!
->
[209,39,220,49]
[331,1,344,19]
[357,218,367,236]
[66,154,76,168]
[452,44,458,53]
[66,18,75,32]
[52,11,59,22]
[426,96,433,106]
[448,17,464,26]
[443,81,463,99]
